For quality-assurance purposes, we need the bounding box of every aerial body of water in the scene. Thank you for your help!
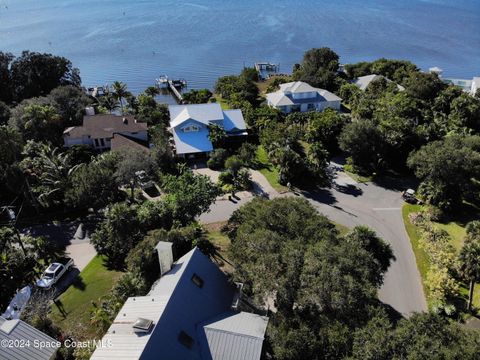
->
[0,0,479,97]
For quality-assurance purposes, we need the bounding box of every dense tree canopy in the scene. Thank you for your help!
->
[407,134,480,209]
[293,47,340,90]
[3,51,81,103]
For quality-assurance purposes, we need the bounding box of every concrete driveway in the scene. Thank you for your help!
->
[199,166,427,316]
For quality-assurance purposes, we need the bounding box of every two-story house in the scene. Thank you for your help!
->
[266,81,341,113]
[169,103,247,158]
[63,114,149,151]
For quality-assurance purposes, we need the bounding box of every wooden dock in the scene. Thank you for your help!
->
[168,80,184,103]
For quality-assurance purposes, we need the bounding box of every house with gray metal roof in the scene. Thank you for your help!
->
[0,317,59,360]
[266,81,341,113]
[91,246,268,360]
[169,103,247,158]
[353,74,405,92]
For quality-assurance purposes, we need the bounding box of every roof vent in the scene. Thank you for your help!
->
[132,318,154,333]
[123,117,128,124]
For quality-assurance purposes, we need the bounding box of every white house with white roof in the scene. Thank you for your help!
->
[266,81,341,113]
[169,103,247,158]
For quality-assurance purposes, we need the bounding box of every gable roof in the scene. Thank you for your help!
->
[222,110,247,132]
[353,74,405,91]
[170,103,224,128]
[64,114,147,139]
[92,248,267,360]
[199,312,269,360]
[0,317,58,360]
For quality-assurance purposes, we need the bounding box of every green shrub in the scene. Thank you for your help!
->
[207,148,228,169]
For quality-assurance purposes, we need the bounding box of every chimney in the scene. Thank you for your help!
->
[85,106,95,116]
[156,242,173,276]
[123,117,128,124]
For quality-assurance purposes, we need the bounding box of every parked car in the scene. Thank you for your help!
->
[402,189,417,204]
[36,258,74,289]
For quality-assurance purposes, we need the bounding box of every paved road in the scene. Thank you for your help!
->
[199,167,427,316]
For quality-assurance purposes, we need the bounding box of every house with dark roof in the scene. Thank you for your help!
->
[168,103,247,158]
[91,245,268,360]
[63,114,149,151]
[266,81,341,113]
[0,317,59,360]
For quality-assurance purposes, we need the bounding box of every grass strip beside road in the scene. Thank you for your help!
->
[50,255,124,339]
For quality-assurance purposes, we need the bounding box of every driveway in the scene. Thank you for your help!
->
[22,220,97,272]
[199,166,427,316]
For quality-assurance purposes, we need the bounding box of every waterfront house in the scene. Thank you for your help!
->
[63,114,149,151]
[353,74,405,91]
[91,244,269,360]
[169,103,247,158]
[266,81,341,113]
[443,76,480,96]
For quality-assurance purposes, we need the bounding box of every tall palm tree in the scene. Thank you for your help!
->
[459,221,480,311]
[100,92,119,114]
[112,81,129,115]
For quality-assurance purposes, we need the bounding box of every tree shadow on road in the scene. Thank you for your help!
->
[372,175,419,192]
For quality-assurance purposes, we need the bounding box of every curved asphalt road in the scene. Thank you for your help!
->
[199,168,427,316]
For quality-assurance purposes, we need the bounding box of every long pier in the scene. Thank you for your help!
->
[168,80,184,103]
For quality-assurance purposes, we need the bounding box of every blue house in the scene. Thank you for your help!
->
[91,246,269,360]
[169,103,247,158]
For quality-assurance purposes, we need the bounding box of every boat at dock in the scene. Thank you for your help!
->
[156,75,187,103]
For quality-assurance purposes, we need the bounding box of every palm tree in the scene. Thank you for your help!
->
[100,92,119,114]
[459,221,480,311]
[112,81,129,115]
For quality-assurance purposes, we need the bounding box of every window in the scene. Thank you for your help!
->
[178,331,194,349]
[191,274,204,288]
[100,138,105,147]
[307,103,315,110]
[182,125,199,133]
[94,139,99,147]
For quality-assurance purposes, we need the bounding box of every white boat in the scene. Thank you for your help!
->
[2,286,31,320]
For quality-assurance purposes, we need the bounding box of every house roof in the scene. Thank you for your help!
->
[91,248,268,360]
[169,103,224,128]
[169,104,246,155]
[353,74,405,91]
[0,317,58,360]
[222,110,247,132]
[199,312,269,360]
[172,125,214,155]
[63,114,147,139]
[279,81,318,94]
[267,81,341,106]
[110,134,150,153]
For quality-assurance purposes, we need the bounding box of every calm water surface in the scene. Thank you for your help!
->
[0,0,479,96]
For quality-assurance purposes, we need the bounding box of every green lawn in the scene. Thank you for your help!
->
[50,255,124,339]
[211,95,231,110]
[254,145,289,193]
[402,204,431,302]
[402,204,480,310]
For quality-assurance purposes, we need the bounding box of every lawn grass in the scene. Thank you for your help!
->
[254,145,289,193]
[50,255,124,339]
[402,203,480,310]
[211,95,231,110]
[402,204,431,302]
[344,168,374,183]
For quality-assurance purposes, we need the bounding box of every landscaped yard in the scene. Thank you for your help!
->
[50,255,124,339]
[402,204,480,310]
[255,145,288,193]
